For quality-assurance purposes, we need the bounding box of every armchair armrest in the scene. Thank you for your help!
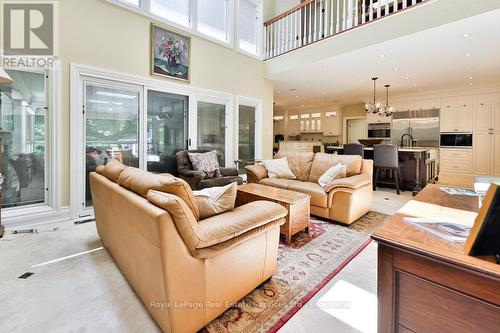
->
[220,167,239,177]
[178,168,207,181]
[324,173,372,193]
[245,164,268,183]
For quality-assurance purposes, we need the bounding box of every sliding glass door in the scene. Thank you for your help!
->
[196,101,226,165]
[0,69,46,208]
[146,90,188,175]
[84,82,140,207]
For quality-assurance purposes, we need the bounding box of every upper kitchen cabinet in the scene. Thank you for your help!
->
[366,112,392,124]
[273,113,285,135]
[323,111,341,136]
[287,114,300,137]
[440,96,473,132]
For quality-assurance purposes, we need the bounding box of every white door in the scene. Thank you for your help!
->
[473,132,491,176]
[440,106,456,132]
[455,105,474,132]
[473,105,492,132]
[347,119,366,144]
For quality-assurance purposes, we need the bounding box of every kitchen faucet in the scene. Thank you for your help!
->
[400,133,415,148]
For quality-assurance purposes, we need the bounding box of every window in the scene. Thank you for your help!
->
[197,0,230,42]
[120,0,139,6]
[238,104,256,173]
[0,70,46,208]
[238,0,260,55]
[197,101,226,165]
[151,0,191,27]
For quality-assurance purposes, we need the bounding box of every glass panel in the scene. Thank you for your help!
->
[0,70,46,208]
[197,0,228,42]
[197,101,225,165]
[147,90,188,175]
[121,0,139,6]
[238,105,255,174]
[151,0,190,27]
[85,84,140,207]
[238,0,258,54]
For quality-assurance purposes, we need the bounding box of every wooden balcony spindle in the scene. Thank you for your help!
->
[336,0,340,32]
[362,0,366,23]
[369,0,374,21]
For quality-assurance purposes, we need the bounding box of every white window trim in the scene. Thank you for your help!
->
[236,0,264,60]
[1,62,65,228]
[107,0,237,51]
[236,95,263,163]
[70,63,236,219]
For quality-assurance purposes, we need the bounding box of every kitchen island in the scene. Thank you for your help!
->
[325,145,438,194]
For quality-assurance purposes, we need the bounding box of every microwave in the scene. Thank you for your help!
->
[368,123,391,138]
[440,133,473,148]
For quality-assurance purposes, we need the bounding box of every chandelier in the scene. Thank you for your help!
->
[379,84,396,117]
[365,77,382,114]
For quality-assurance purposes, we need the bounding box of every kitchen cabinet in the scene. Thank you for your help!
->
[323,111,341,136]
[440,148,473,175]
[440,96,473,132]
[287,114,300,137]
[472,103,500,176]
[366,112,391,124]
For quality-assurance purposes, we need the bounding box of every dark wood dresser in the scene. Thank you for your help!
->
[372,184,500,333]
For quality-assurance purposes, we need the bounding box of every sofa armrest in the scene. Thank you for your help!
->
[245,164,268,183]
[220,167,239,177]
[196,201,287,249]
[178,168,207,181]
[360,159,373,177]
[324,173,372,193]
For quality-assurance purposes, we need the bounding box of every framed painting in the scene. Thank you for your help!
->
[151,23,190,82]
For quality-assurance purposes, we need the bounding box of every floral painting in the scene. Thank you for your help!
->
[151,24,190,82]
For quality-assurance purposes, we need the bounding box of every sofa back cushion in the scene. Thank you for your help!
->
[309,153,362,182]
[274,151,315,181]
[118,167,200,221]
[96,158,126,182]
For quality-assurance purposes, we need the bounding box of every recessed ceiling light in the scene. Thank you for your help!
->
[379,54,386,58]
[394,67,399,71]
[413,84,417,87]
[405,76,409,80]
[469,82,473,86]
[295,95,298,98]
[465,52,471,57]
[468,76,473,80]
[461,33,471,38]
[323,68,329,72]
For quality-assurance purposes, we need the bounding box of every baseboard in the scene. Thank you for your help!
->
[2,206,72,230]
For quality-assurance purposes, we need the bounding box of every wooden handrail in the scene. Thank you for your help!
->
[264,0,315,26]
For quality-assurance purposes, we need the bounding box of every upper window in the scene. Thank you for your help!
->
[120,0,139,6]
[238,0,260,55]
[151,0,191,27]
[197,0,230,42]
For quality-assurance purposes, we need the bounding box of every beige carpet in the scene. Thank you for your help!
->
[201,211,388,333]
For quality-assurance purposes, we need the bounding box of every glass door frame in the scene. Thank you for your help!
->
[235,95,262,164]
[75,77,144,218]
[190,93,234,167]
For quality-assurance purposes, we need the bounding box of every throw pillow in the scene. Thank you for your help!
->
[261,157,296,179]
[318,163,347,188]
[193,182,237,219]
[188,151,221,178]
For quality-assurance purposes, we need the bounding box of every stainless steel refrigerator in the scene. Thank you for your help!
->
[391,109,440,147]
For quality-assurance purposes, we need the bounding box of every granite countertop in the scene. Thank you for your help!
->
[325,146,436,153]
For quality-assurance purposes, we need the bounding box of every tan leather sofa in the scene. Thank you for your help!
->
[90,161,287,333]
[245,152,373,225]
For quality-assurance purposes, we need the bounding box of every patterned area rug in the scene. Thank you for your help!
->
[201,211,388,333]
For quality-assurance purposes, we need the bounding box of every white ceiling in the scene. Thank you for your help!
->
[270,8,500,110]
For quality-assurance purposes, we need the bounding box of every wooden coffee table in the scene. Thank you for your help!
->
[236,183,310,245]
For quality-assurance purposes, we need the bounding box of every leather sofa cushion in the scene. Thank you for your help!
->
[287,180,328,208]
[309,153,362,182]
[96,159,126,182]
[119,167,200,221]
[274,151,315,181]
[259,178,294,189]
[148,190,287,253]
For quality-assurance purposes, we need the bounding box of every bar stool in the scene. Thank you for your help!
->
[373,144,402,195]
[343,143,364,157]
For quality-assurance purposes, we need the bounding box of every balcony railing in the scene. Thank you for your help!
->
[264,0,426,59]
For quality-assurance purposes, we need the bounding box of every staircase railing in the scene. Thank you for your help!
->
[264,0,426,59]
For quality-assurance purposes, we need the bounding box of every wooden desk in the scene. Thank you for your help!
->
[372,184,500,333]
[236,183,310,245]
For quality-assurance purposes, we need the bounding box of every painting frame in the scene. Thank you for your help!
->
[150,23,191,83]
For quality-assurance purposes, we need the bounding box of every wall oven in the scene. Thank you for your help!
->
[368,123,391,138]
[440,133,473,148]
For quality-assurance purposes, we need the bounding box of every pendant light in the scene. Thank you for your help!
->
[379,84,395,117]
[0,67,13,84]
[365,77,382,114]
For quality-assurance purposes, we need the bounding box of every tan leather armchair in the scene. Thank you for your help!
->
[245,152,373,225]
[90,161,287,333]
